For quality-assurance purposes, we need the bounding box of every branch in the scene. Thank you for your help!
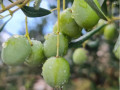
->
[69,24,107,48]
[0,0,29,13]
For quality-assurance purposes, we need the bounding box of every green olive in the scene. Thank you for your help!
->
[44,33,68,58]
[72,0,100,30]
[25,40,45,67]
[1,35,31,66]
[42,57,70,87]
[73,48,88,65]
[97,19,107,34]
[104,23,116,40]
[53,8,82,39]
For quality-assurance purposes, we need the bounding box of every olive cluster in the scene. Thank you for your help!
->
[1,0,104,88]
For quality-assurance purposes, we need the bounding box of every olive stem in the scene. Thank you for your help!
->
[112,17,120,21]
[50,8,57,12]
[0,0,29,13]
[25,16,33,46]
[0,7,20,19]
[56,0,60,57]
[63,0,65,10]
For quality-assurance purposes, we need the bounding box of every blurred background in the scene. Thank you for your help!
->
[0,0,119,90]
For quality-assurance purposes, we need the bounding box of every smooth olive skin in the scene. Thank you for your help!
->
[72,0,100,30]
[73,48,88,65]
[1,35,31,66]
[42,57,70,87]
[25,40,45,67]
[97,19,107,34]
[53,8,82,39]
[44,33,68,58]
[104,23,116,40]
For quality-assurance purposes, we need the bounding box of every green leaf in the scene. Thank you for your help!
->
[85,0,107,20]
[114,34,120,52]
[0,17,12,32]
[69,24,107,48]
[8,0,13,3]
[98,0,105,6]
[21,6,51,17]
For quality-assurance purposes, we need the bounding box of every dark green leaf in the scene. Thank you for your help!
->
[98,0,105,6]
[21,6,51,17]
[69,24,107,48]
[0,17,12,32]
[85,0,107,20]
[8,0,13,3]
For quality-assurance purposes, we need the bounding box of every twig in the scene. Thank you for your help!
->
[0,0,29,13]
[0,0,24,13]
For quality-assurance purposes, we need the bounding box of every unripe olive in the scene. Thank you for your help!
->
[42,57,70,87]
[104,23,116,40]
[25,40,45,67]
[97,19,107,34]
[1,35,31,66]
[73,48,88,65]
[44,33,68,58]
[53,8,82,39]
[72,0,100,30]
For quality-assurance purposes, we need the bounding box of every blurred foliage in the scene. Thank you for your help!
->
[0,0,119,90]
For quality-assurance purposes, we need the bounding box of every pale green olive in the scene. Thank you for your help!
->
[53,8,82,39]
[44,33,68,58]
[42,57,70,87]
[1,35,31,66]
[73,48,88,65]
[104,23,116,40]
[25,40,45,67]
[72,0,100,30]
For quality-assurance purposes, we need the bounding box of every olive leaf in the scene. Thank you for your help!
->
[8,0,13,3]
[0,17,12,32]
[85,0,107,20]
[69,24,107,48]
[113,34,120,52]
[21,6,51,17]
[98,0,105,6]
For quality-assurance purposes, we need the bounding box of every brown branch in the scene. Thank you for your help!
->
[0,0,29,13]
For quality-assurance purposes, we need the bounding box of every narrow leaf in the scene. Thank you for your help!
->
[69,24,107,48]
[85,0,107,20]
[0,17,12,32]
[21,6,51,17]
[98,0,105,6]
[114,34,120,52]
[8,0,13,3]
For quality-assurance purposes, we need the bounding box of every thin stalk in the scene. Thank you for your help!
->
[112,17,120,21]
[25,16,32,45]
[50,8,57,12]
[63,0,65,10]
[56,0,60,57]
